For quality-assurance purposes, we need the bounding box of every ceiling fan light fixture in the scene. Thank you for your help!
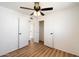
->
[34,11,41,16]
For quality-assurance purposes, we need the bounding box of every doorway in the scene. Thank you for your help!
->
[39,21,44,45]
[29,19,34,44]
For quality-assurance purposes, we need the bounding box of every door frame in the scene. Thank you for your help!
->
[18,18,20,49]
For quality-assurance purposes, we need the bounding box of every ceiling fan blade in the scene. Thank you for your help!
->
[30,12,34,15]
[40,12,45,16]
[20,6,34,10]
[41,7,53,11]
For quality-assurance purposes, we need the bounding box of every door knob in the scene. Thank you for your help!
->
[19,33,21,35]
[50,33,53,35]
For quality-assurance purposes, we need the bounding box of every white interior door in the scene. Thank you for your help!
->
[18,16,29,48]
[34,17,39,43]
[44,16,54,48]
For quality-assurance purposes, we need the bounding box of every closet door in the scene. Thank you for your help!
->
[44,15,54,48]
[18,16,29,48]
[34,17,39,43]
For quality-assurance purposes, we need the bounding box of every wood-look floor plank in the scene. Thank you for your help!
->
[31,45,46,57]
[17,44,43,57]
[35,46,49,57]
[55,50,60,57]
[59,50,65,57]
[59,51,63,57]
[44,48,53,57]
[65,53,69,57]
[47,48,54,57]
[24,43,43,57]
[4,41,77,57]
[40,48,51,57]
[49,48,57,57]
[14,47,31,57]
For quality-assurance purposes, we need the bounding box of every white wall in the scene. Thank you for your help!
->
[0,6,29,56]
[44,6,79,56]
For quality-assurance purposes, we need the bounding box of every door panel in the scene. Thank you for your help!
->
[19,17,29,48]
[34,18,39,43]
[44,17,54,48]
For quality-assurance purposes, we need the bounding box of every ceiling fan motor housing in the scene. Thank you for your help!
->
[34,2,41,12]
[34,6,40,12]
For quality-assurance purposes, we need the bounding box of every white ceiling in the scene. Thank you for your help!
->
[0,2,79,15]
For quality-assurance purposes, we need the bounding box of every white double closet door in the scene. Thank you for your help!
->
[18,16,30,48]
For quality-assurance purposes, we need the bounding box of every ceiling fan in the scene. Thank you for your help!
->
[20,2,53,16]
